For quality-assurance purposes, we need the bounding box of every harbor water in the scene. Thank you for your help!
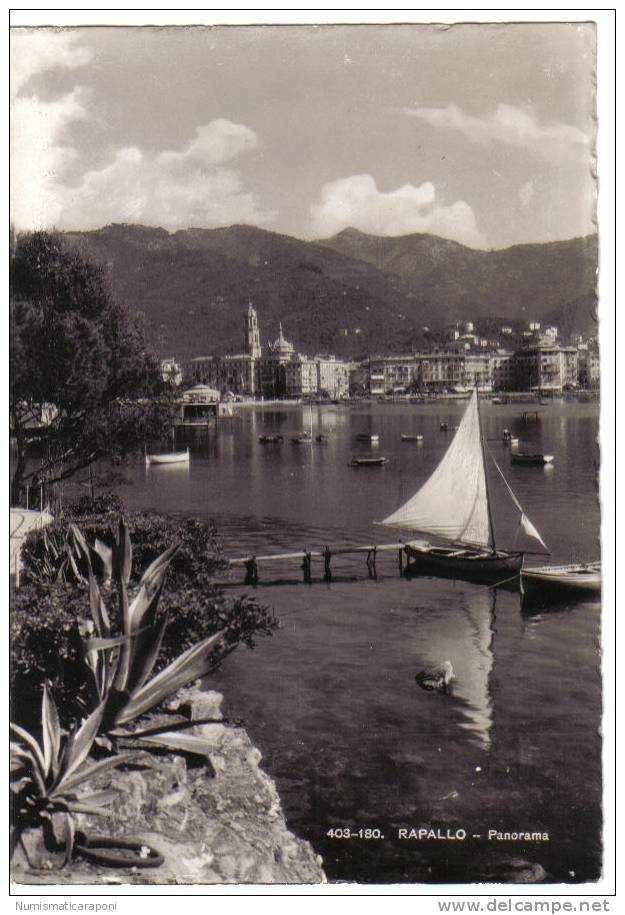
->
[112,399,602,884]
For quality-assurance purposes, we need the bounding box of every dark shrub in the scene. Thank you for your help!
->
[20,511,227,587]
[12,512,276,729]
[66,492,125,518]
[10,583,91,730]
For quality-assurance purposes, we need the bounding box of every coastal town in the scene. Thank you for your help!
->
[9,18,608,897]
[161,303,600,403]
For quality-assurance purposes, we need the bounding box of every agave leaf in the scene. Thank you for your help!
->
[88,571,111,637]
[66,802,113,817]
[59,751,139,793]
[42,684,61,780]
[73,789,119,807]
[135,732,211,757]
[84,626,151,652]
[69,523,90,560]
[127,577,165,633]
[49,810,75,866]
[67,550,84,584]
[55,702,106,790]
[124,611,170,697]
[10,776,32,794]
[140,542,180,588]
[10,745,47,797]
[10,723,46,779]
[117,517,132,587]
[43,528,59,560]
[113,577,132,692]
[114,631,225,726]
[93,538,113,581]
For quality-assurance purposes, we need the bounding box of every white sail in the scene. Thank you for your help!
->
[382,390,492,548]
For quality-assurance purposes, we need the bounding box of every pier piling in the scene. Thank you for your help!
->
[323,546,332,582]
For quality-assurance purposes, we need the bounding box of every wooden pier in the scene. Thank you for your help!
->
[229,542,411,585]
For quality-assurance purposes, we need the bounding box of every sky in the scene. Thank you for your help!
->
[10,23,597,250]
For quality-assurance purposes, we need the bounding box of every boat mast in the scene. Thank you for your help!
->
[476,385,497,552]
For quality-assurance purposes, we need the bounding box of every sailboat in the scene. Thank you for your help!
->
[380,389,548,585]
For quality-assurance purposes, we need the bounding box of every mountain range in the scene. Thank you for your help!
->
[63,223,598,360]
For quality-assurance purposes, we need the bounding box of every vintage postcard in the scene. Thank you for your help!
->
[9,12,614,900]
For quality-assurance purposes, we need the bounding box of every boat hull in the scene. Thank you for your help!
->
[350,457,388,467]
[511,453,553,466]
[521,564,601,599]
[405,544,523,586]
[145,450,189,465]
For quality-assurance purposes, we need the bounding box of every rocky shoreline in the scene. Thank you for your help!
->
[12,686,326,887]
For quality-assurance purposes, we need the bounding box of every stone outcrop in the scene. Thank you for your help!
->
[12,687,325,886]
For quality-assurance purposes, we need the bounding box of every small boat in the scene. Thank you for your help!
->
[401,434,424,442]
[379,389,549,585]
[521,561,601,599]
[315,434,329,443]
[350,456,388,467]
[440,422,449,431]
[511,452,554,466]
[492,397,503,405]
[145,448,190,466]
[258,434,283,444]
[356,433,379,443]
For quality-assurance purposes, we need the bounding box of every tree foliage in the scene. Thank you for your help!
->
[10,232,169,504]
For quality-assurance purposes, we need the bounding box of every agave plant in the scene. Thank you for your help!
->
[26,523,113,585]
[10,685,135,866]
[80,518,227,745]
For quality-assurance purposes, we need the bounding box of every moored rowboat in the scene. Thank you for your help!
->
[401,434,424,442]
[258,434,283,443]
[511,453,554,466]
[145,448,190,465]
[520,561,601,598]
[350,456,388,467]
[356,433,379,443]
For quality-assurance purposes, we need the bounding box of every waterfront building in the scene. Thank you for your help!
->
[512,345,579,392]
[368,358,386,395]
[491,351,515,391]
[418,352,466,391]
[316,356,349,399]
[578,348,600,387]
[464,353,493,391]
[177,384,220,424]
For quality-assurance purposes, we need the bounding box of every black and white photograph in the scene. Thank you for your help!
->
[9,11,613,896]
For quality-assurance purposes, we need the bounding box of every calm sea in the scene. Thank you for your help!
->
[112,399,602,885]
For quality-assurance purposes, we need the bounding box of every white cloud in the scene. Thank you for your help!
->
[11,31,272,231]
[310,174,486,247]
[519,179,535,207]
[11,29,93,94]
[10,31,93,229]
[403,103,590,164]
[52,120,274,231]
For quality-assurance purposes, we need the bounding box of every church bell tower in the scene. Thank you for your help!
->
[245,301,262,359]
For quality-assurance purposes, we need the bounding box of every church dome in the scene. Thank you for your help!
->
[269,323,295,355]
